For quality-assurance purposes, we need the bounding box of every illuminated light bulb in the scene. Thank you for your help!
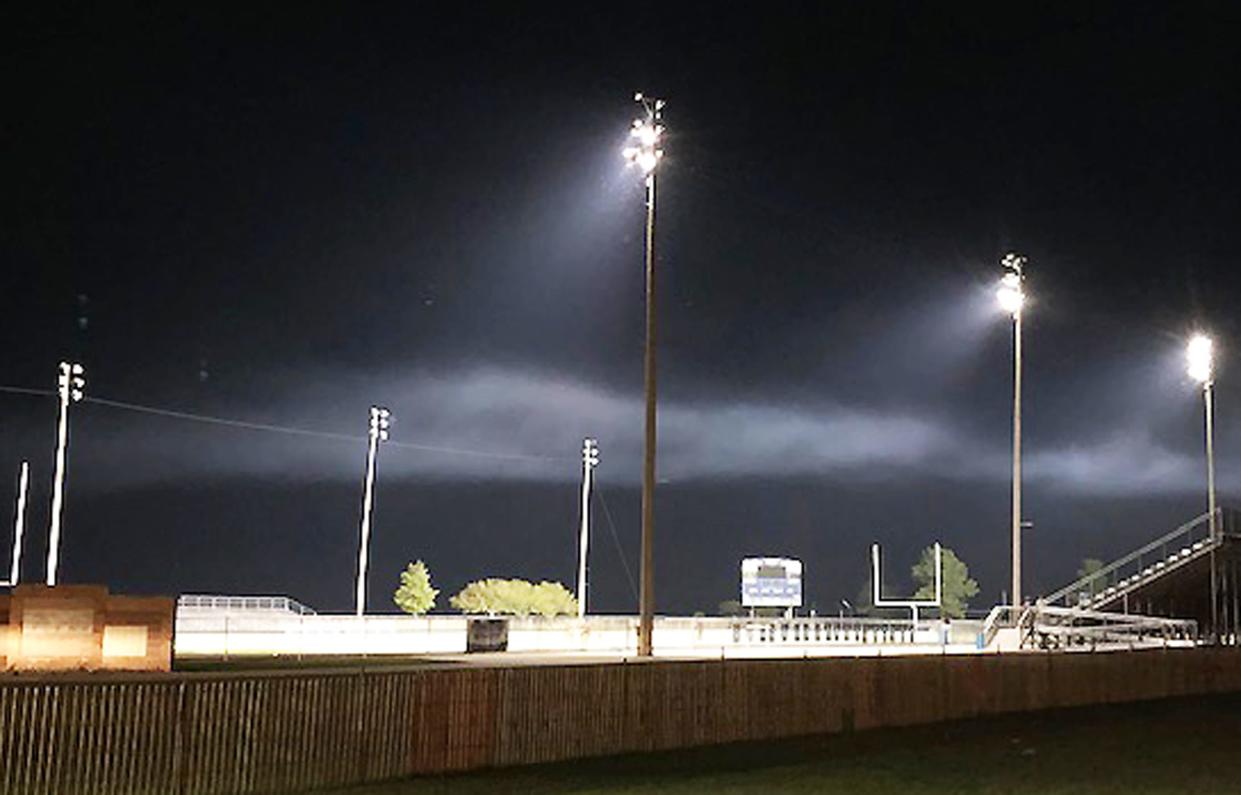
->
[623,93,665,177]
[996,278,1024,315]
[1187,334,1214,384]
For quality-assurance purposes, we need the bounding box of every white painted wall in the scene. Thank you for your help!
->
[175,609,971,659]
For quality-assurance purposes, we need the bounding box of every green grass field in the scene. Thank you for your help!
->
[320,693,1241,794]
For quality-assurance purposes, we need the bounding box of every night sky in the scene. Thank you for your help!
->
[4,3,1240,615]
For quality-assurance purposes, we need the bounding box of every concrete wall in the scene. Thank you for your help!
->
[2,648,1241,794]
[0,584,174,672]
[174,612,945,658]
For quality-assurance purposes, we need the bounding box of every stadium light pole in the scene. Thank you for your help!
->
[577,438,599,618]
[1187,334,1218,637]
[47,362,85,587]
[2,462,29,588]
[623,92,665,656]
[354,405,390,617]
[996,254,1026,608]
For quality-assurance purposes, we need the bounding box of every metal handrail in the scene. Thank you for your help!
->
[1020,604,1198,649]
[1043,510,1217,607]
[980,604,1031,647]
[177,594,318,615]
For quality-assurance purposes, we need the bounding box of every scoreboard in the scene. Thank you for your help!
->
[740,557,803,608]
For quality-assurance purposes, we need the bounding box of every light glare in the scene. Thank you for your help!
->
[623,93,665,175]
[1187,334,1214,384]
[996,254,1026,317]
[996,282,1024,315]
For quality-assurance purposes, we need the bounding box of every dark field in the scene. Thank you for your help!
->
[321,693,1241,794]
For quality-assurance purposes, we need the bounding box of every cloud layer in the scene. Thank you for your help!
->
[67,365,1235,499]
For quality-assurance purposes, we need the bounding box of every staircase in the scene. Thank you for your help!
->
[1044,510,1223,611]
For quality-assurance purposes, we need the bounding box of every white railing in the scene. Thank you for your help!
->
[979,604,1032,649]
[177,594,318,615]
[1019,604,1197,650]
[1043,511,1218,610]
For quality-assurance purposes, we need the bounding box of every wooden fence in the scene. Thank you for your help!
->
[3,649,1241,794]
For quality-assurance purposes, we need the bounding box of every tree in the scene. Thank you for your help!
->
[393,560,438,615]
[911,546,979,618]
[852,576,904,618]
[718,599,746,617]
[449,578,495,614]
[449,578,578,617]
[530,581,577,617]
[1076,558,1106,597]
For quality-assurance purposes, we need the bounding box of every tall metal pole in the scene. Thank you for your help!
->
[9,462,29,586]
[1206,381,1218,533]
[623,93,664,657]
[1205,380,1218,637]
[47,362,84,587]
[997,254,1026,610]
[355,406,389,617]
[1011,309,1023,608]
[638,167,658,656]
[577,438,598,618]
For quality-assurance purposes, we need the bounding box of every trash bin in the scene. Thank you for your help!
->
[466,618,509,652]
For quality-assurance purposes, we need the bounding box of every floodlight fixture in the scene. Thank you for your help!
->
[623,95,665,176]
[1187,334,1214,385]
[996,253,1026,316]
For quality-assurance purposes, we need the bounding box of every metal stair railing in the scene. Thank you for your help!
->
[980,604,1028,648]
[1020,604,1198,650]
[1043,510,1219,610]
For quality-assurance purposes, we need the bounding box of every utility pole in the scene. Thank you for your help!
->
[47,362,85,587]
[623,92,665,656]
[355,406,390,617]
[577,438,599,618]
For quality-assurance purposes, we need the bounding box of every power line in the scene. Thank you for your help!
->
[86,395,362,443]
[1,385,572,465]
[0,385,53,398]
[594,485,639,603]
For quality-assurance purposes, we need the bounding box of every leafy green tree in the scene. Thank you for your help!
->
[718,599,746,617]
[1076,558,1106,597]
[912,546,979,618]
[450,578,578,617]
[853,576,904,618]
[530,581,577,617]
[393,560,438,615]
[450,579,495,614]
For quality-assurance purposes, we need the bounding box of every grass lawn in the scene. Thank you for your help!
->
[320,693,1241,794]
